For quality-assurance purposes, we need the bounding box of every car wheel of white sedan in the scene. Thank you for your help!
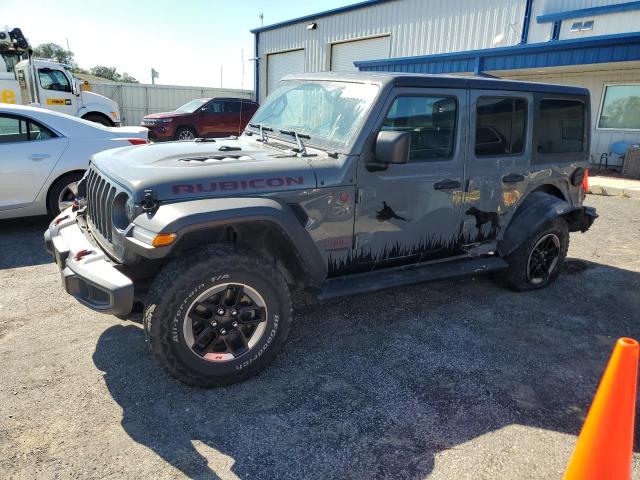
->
[47,172,84,217]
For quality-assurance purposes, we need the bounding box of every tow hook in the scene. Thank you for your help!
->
[74,249,93,261]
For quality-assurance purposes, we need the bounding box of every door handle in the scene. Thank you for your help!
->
[502,173,525,184]
[29,153,50,161]
[434,179,461,190]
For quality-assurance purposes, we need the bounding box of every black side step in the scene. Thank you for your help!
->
[317,256,509,301]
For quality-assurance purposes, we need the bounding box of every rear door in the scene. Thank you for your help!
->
[223,100,243,135]
[353,87,467,271]
[462,90,531,244]
[0,114,68,210]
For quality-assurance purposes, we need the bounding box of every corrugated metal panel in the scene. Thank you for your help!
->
[505,68,640,166]
[528,0,640,43]
[257,0,528,99]
[267,49,305,94]
[331,35,390,71]
[89,83,253,126]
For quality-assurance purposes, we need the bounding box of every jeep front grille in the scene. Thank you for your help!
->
[86,168,117,242]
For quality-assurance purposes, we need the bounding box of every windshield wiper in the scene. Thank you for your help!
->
[279,130,312,157]
[248,123,273,143]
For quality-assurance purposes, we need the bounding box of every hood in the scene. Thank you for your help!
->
[81,91,119,111]
[143,111,191,119]
[91,136,317,203]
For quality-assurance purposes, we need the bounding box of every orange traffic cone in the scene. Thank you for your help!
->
[564,337,639,480]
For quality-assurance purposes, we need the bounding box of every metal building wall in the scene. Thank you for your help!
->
[256,0,528,99]
[504,67,640,166]
[89,83,253,126]
[528,0,640,43]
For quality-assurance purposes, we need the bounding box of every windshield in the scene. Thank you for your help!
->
[250,80,379,151]
[176,98,209,113]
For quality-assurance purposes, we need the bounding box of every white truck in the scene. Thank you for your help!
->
[0,26,121,126]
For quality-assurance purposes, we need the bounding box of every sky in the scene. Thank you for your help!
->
[3,0,351,90]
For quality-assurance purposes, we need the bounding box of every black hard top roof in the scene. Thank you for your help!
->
[283,72,589,96]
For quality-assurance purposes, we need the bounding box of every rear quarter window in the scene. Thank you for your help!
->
[534,98,586,159]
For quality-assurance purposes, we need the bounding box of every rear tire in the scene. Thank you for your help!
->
[497,218,569,291]
[47,172,84,217]
[82,113,113,126]
[143,245,293,387]
[174,127,196,141]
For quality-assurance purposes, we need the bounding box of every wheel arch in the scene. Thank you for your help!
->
[81,111,114,126]
[497,191,576,258]
[130,197,327,288]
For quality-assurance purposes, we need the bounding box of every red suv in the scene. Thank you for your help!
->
[141,97,259,141]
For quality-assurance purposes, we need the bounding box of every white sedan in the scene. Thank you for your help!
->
[0,104,148,219]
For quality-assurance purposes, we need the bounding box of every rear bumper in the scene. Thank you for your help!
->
[568,206,598,233]
[44,211,134,316]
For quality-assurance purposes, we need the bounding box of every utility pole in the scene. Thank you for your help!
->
[151,68,159,85]
[220,65,223,88]
[259,12,264,27]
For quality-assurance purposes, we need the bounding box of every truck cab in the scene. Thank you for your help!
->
[0,26,121,126]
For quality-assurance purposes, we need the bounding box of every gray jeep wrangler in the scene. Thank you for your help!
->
[45,72,597,387]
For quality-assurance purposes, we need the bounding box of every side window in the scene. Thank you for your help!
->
[0,115,28,143]
[38,69,72,93]
[475,97,526,156]
[241,102,256,112]
[0,115,56,144]
[224,101,241,113]
[381,95,457,161]
[537,99,585,154]
[203,101,224,113]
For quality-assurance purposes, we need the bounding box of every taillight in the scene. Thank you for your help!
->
[127,138,148,145]
[582,168,589,193]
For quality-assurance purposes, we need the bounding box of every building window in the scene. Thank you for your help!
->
[598,84,640,130]
[570,20,594,32]
[537,99,585,154]
[475,97,526,156]
[381,95,457,161]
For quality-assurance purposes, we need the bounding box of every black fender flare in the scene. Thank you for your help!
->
[497,191,578,258]
[128,197,327,286]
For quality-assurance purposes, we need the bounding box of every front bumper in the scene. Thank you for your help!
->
[44,211,134,316]
[141,124,175,141]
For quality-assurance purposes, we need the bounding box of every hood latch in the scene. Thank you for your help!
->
[141,189,159,213]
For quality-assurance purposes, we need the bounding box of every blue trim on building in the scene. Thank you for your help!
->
[254,31,260,103]
[250,0,394,33]
[521,0,534,44]
[551,21,561,41]
[537,1,640,23]
[355,31,640,74]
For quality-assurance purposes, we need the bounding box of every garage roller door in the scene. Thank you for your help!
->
[267,49,305,95]
[331,36,390,72]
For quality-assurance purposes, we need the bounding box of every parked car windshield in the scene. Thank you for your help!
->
[175,99,209,113]
[249,80,379,151]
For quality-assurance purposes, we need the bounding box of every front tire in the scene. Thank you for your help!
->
[82,113,113,127]
[174,126,196,141]
[143,245,293,387]
[497,218,569,291]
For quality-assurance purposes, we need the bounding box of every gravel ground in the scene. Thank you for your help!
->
[0,194,639,480]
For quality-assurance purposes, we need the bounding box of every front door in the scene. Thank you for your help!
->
[353,88,468,271]
[0,114,68,210]
[462,90,531,245]
[36,67,77,116]
[197,100,226,137]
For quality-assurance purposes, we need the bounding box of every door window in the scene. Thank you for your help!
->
[38,69,72,92]
[224,101,242,113]
[475,97,526,156]
[203,101,224,113]
[381,95,457,161]
[0,115,56,143]
[536,99,584,154]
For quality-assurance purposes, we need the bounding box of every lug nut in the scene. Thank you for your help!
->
[216,307,225,316]
[210,321,218,328]
[230,309,238,316]
[232,321,238,328]
[219,328,227,335]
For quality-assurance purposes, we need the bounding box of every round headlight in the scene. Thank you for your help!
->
[112,192,132,230]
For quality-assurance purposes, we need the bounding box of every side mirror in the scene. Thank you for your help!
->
[375,131,411,164]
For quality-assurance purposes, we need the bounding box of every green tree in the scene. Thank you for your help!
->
[32,43,76,68]
[89,66,138,83]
